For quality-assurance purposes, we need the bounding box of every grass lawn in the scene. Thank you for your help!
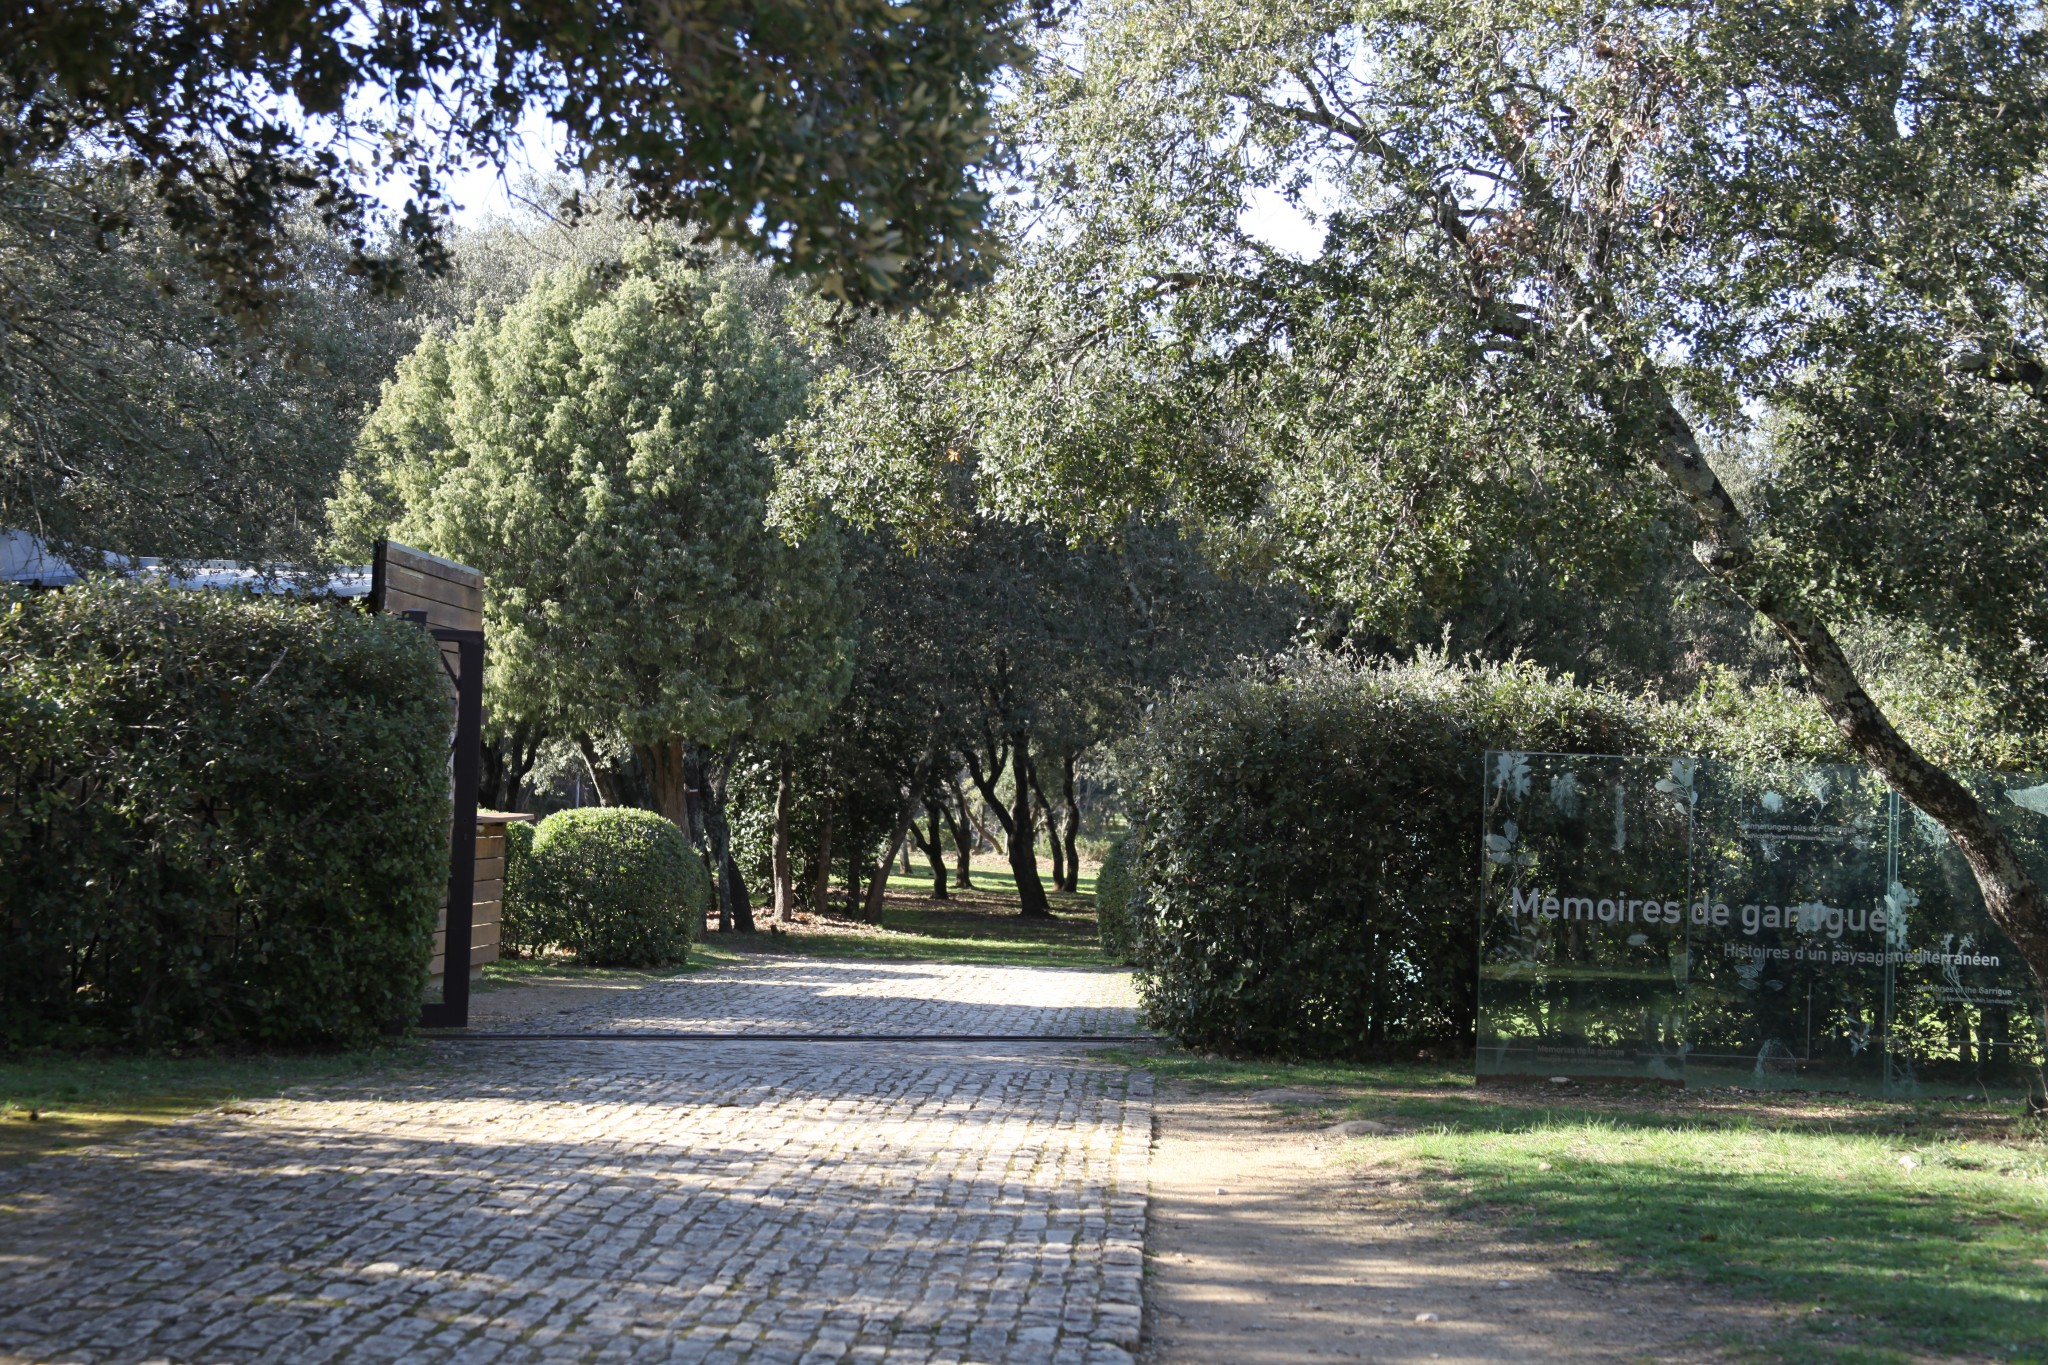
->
[1126,1050,2048,1364]
[707,853,1112,969]
[0,1045,431,1169]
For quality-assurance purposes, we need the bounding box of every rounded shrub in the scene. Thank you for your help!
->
[1094,834,1143,963]
[526,807,708,966]
[0,578,450,1048]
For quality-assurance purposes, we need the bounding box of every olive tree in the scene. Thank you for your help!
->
[781,0,2048,995]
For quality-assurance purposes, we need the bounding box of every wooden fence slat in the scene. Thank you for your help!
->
[384,568,484,616]
[381,541,484,584]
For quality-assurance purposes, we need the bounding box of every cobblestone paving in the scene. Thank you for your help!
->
[0,965,1151,1365]
[479,958,1143,1037]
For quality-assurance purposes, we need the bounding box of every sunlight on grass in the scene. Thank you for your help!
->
[0,1047,430,1168]
[1128,1047,2048,1363]
[738,853,1112,968]
[476,943,745,991]
[1401,1118,2048,1362]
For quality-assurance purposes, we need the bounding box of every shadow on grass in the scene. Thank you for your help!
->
[0,1045,432,1168]
[1128,1049,2048,1364]
[718,871,1110,969]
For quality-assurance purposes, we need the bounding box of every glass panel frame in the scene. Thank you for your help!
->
[1477,752,2045,1097]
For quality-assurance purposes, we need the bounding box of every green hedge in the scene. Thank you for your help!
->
[525,807,707,966]
[1120,651,1674,1057]
[500,818,539,956]
[1120,649,2044,1059]
[0,579,451,1048]
[1095,834,1141,962]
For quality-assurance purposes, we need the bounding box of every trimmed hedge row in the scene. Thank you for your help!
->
[0,580,452,1047]
[1117,650,2035,1059]
[1118,651,1665,1057]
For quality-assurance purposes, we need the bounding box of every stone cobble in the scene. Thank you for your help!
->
[0,962,1150,1365]
[479,958,1142,1037]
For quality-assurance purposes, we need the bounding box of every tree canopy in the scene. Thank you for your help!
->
[777,0,2048,989]
[2,0,1054,316]
[0,163,415,563]
[331,236,854,830]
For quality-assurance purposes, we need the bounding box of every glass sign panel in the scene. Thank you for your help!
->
[1478,752,2044,1097]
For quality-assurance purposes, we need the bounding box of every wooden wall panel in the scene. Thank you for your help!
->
[373,540,484,634]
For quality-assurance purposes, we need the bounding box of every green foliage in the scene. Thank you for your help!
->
[1123,651,1664,1057]
[330,239,856,823]
[500,819,540,958]
[2,2,1046,314]
[1764,353,2048,736]
[525,808,707,967]
[1094,834,1141,962]
[0,580,450,1048]
[778,0,2048,782]
[1667,665,2046,775]
[0,165,417,566]
[1125,647,2048,1058]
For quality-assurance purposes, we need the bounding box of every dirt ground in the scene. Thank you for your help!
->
[1139,1081,1777,1364]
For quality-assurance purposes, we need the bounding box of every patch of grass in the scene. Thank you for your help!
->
[1127,1047,2048,1364]
[882,864,1099,899]
[0,1045,427,1168]
[476,942,744,991]
[720,861,1110,968]
[734,901,1108,968]
[497,854,1111,971]
[1409,1115,2048,1363]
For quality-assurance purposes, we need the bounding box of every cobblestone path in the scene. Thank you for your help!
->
[479,958,1142,1037]
[0,961,1151,1365]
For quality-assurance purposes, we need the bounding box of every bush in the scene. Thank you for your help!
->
[500,818,540,956]
[0,579,451,1048]
[526,807,708,966]
[1095,834,1142,962]
[1120,650,1664,1058]
[1119,646,2048,1060]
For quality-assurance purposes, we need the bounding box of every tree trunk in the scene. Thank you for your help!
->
[944,774,976,889]
[1028,761,1067,893]
[1060,751,1083,894]
[576,733,624,807]
[1619,360,2048,999]
[677,744,724,932]
[863,753,936,923]
[843,810,862,919]
[641,738,690,832]
[912,805,949,899]
[966,732,1051,918]
[770,745,795,922]
[700,745,754,933]
[811,812,835,917]
[480,721,542,811]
